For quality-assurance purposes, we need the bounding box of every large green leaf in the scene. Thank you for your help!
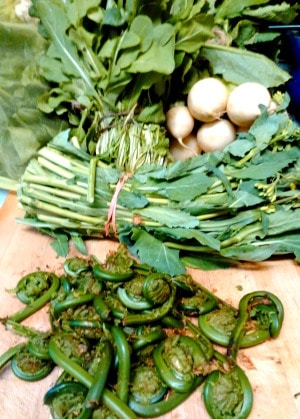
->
[130,228,186,275]
[201,44,291,87]
[215,0,269,19]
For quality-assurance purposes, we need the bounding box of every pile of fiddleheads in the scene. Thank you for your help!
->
[0,245,284,418]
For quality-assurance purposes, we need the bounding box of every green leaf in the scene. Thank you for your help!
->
[182,255,236,270]
[50,233,70,257]
[129,15,153,53]
[201,44,291,87]
[221,232,300,261]
[0,21,68,180]
[102,6,128,26]
[244,2,298,24]
[163,173,214,201]
[249,108,290,150]
[71,233,88,255]
[227,148,300,180]
[34,0,98,98]
[66,0,102,27]
[119,30,141,50]
[226,139,255,157]
[221,243,278,261]
[175,14,214,53]
[129,23,176,74]
[160,226,221,250]
[135,207,199,228]
[230,189,264,208]
[215,0,269,19]
[130,228,186,275]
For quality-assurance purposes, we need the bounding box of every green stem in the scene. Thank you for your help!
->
[9,274,60,323]
[111,326,131,404]
[49,337,138,419]
[0,343,26,370]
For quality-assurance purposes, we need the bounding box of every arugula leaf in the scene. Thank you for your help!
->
[175,14,214,53]
[33,0,99,99]
[128,21,176,74]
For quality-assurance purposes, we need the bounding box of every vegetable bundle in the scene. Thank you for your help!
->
[26,0,297,171]
[16,103,300,275]
[0,246,284,418]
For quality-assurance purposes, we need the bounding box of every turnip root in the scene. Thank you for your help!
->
[226,82,271,127]
[165,105,194,147]
[196,119,236,152]
[187,77,229,122]
[169,133,201,161]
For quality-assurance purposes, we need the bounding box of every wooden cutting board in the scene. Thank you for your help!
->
[0,192,300,419]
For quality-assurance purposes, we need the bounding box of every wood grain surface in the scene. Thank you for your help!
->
[0,192,300,419]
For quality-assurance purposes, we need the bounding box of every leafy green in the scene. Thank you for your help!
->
[129,228,186,275]
[0,20,68,180]
[201,44,290,87]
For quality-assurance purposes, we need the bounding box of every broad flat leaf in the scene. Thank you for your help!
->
[244,3,298,23]
[118,190,148,209]
[201,45,291,87]
[226,139,255,157]
[158,226,221,250]
[0,21,68,180]
[129,40,175,74]
[175,14,214,53]
[227,148,300,180]
[130,228,186,275]
[267,210,300,236]
[66,0,101,27]
[215,0,269,19]
[50,233,70,257]
[163,173,214,201]
[221,233,300,260]
[135,207,199,228]
[221,243,278,261]
[71,234,88,255]
[231,189,264,208]
[182,255,237,270]
[129,15,153,53]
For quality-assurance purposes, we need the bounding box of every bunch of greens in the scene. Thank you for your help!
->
[0,3,68,181]
[26,0,297,170]
[15,102,300,275]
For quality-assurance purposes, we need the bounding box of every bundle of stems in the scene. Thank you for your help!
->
[15,115,300,275]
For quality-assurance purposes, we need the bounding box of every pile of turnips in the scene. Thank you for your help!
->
[166,77,273,161]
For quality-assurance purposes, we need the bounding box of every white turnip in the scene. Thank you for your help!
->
[187,77,229,122]
[196,119,236,152]
[226,82,271,127]
[169,133,201,161]
[165,105,194,147]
